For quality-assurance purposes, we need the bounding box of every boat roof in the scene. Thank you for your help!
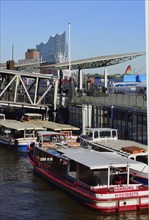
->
[27,120,80,131]
[94,139,147,154]
[37,130,65,136]
[86,128,117,132]
[0,120,45,131]
[56,148,145,170]
[23,113,42,116]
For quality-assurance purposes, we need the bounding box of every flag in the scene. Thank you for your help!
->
[125,65,132,74]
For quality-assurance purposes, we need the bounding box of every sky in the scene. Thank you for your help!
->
[0,0,146,75]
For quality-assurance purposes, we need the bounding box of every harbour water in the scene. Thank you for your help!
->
[0,146,149,220]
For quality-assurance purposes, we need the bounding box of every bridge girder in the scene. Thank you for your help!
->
[40,52,145,70]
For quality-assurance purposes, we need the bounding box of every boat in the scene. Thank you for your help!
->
[80,128,148,186]
[0,119,45,152]
[28,138,149,212]
[21,113,80,148]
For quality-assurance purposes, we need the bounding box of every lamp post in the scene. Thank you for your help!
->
[68,22,71,78]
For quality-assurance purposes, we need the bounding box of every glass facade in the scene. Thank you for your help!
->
[68,104,147,145]
[36,32,68,64]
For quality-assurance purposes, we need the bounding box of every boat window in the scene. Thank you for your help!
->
[69,160,76,172]
[78,164,91,185]
[68,160,77,178]
[94,131,98,139]
[100,131,111,138]
[110,167,127,185]
[41,135,65,143]
[30,115,42,120]
[79,167,108,186]
[13,130,24,138]
[129,157,134,160]
[112,130,117,137]
[92,145,112,152]
[136,155,148,165]
[43,136,51,142]
[97,169,108,185]
[25,130,34,137]
[86,131,93,138]
[61,159,68,175]
[0,114,5,120]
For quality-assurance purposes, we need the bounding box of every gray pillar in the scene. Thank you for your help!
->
[78,69,83,90]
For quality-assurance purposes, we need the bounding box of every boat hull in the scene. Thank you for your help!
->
[17,143,29,153]
[0,137,36,153]
[0,138,15,148]
[17,138,36,153]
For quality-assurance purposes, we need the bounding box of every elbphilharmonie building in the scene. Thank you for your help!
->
[36,31,68,64]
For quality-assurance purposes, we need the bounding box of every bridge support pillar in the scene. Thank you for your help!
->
[78,69,83,91]
[104,67,108,89]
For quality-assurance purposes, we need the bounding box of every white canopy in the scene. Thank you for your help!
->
[57,148,145,170]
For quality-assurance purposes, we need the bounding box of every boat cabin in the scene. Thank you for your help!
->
[36,131,67,149]
[33,146,146,188]
[20,113,43,122]
[128,152,148,165]
[81,128,118,142]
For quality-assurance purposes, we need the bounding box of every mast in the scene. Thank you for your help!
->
[145,0,149,195]
[12,45,14,60]
[68,22,71,78]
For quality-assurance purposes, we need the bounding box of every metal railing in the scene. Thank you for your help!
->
[71,94,146,109]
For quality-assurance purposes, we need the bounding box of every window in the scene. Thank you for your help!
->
[94,131,98,138]
[100,131,111,138]
[136,155,148,165]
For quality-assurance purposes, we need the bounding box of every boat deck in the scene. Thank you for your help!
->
[93,139,147,155]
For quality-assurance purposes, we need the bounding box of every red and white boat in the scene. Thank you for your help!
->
[28,131,149,212]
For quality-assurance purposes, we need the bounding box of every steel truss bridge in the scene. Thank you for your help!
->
[0,52,145,111]
[0,69,58,111]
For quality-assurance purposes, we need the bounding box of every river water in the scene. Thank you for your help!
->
[0,146,149,220]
